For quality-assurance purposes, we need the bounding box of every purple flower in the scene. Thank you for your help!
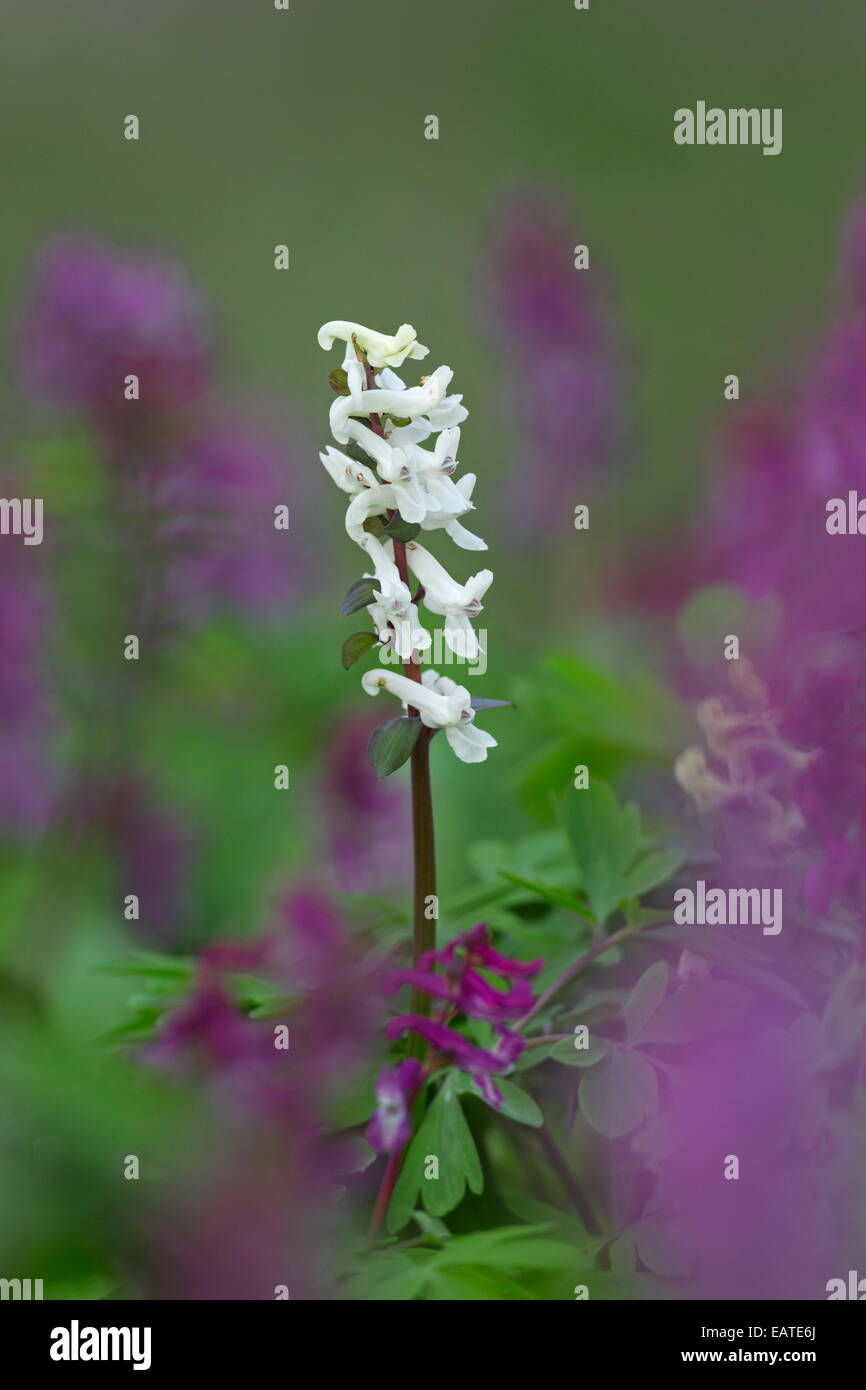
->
[134,421,302,626]
[384,1015,525,1099]
[321,713,411,892]
[377,925,539,1105]
[419,922,544,979]
[386,964,535,1023]
[18,235,211,419]
[695,192,866,646]
[484,189,625,536]
[0,541,59,836]
[365,1059,423,1154]
[387,923,541,1023]
[102,773,195,946]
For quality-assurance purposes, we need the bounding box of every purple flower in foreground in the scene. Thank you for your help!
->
[365,1059,423,1154]
[19,235,211,418]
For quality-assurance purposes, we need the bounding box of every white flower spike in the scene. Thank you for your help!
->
[318,318,499,765]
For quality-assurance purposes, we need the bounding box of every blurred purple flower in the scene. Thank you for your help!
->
[145,884,382,1125]
[697,197,866,644]
[671,188,866,937]
[101,773,195,946]
[18,235,211,420]
[18,236,309,637]
[365,1058,422,1154]
[632,1008,855,1299]
[139,886,384,1296]
[484,189,624,535]
[0,541,58,836]
[321,713,411,892]
[134,421,301,627]
[145,971,260,1075]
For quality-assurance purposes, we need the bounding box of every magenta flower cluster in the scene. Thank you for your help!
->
[366,924,542,1151]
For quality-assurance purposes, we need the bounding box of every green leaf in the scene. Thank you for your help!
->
[386,1083,483,1232]
[634,980,752,1045]
[579,1048,659,1138]
[344,1252,430,1301]
[550,1033,610,1068]
[328,367,350,395]
[411,1211,451,1243]
[362,514,387,538]
[341,630,378,669]
[367,716,421,779]
[451,1070,544,1127]
[558,782,641,925]
[424,1265,534,1300]
[95,951,193,982]
[498,870,594,922]
[514,651,683,766]
[383,513,421,542]
[436,1226,579,1273]
[621,849,683,898]
[622,962,669,1040]
[340,576,378,616]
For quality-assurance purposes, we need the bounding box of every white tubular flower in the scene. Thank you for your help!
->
[419,474,488,550]
[360,669,497,764]
[327,404,432,524]
[351,365,454,422]
[319,445,377,495]
[406,428,468,512]
[361,667,466,726]
[344,483,399,544]
[317,321,429,369]
[362,536,431,658]
[339,340,367,405]
[423,671,498,763]
[404,541,493,658]
[378,368,468,438]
